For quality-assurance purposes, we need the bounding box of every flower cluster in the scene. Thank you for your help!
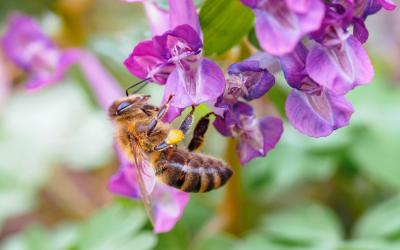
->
[240,0,396,137]
[120,0,395,231]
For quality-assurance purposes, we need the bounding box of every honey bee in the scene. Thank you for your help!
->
[108,92,233,198]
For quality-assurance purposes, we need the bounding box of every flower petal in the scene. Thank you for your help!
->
[352,17,369,44]
[237,116,283,164]
[152,184,190,233]
[306,36,374,95]
[213,115,233,137]
[227,60,275,101]
[285,89,354,137]
[163,58,225,108]
[143,1,171,35]
[153,24,202,60]
[279,43,308,89]
[108,163,141,199]
[168,0,200,34]
[252,0,324,55]
[286,0,312,13]
[162,105,184,123]
[108,156,156,200]
[124,40,172,84]
[379,0,397,10]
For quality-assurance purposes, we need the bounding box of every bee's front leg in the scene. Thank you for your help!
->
[146,94,174,136]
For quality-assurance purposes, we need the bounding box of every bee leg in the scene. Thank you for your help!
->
[146,94,174,136]
[154,107,196,151]
[188,112,215,152]
[178,106,195,134]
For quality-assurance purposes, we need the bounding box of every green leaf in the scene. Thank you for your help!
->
[354,195,400,240]
[77,202,155,250]
[244,125,336,200]
[200,0,254,55]
[153,221,191,250]
[0,223,79,250]
[339,239,400,250]
[348,78,400,190]
[194,234,237,250]
[261,203,342,244]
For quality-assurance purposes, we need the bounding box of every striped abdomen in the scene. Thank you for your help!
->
[154,148,233,192]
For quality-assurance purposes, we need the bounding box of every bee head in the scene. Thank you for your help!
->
[108,94,150,119]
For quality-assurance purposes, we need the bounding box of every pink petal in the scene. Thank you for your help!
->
[379,0,397,10]
[286,0,312,13]
[163,58,226,108]
[152,184,190,233]
[143,2,171,35]
[168,0,200,34]
[124,40,171,84]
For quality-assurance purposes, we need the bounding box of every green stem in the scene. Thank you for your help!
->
[218,138,244,236]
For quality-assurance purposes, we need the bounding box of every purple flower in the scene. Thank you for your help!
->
[1,14,81,90]
[305,2,374,95]
[125,24,225,119]
[214,102,283,164]
[307,34,374,95]
[280,43,354,137]
[222,60,275,104]
[241,0,325,55]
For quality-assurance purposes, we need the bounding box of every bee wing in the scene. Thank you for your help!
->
[130,139,156,226]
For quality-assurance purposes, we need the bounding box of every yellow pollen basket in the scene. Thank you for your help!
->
[165,129,184,145]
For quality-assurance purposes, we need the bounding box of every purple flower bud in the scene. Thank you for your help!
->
[227,60,275,101]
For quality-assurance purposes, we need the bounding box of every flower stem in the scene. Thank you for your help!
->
[218,138,244,236]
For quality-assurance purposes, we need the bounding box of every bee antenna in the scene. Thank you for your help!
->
[125,78,151,96]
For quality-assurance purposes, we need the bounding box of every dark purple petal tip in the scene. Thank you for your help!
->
[227,60,275,101]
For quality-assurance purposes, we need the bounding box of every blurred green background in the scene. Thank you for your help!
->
[1,0,400,249]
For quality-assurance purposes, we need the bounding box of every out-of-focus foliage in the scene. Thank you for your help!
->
[0,83,113,228]
[0,201,156,250]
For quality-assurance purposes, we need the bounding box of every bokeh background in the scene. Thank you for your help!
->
[1,0,400,249]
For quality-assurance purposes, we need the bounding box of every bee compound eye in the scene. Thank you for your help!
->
[116,101,131,114]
